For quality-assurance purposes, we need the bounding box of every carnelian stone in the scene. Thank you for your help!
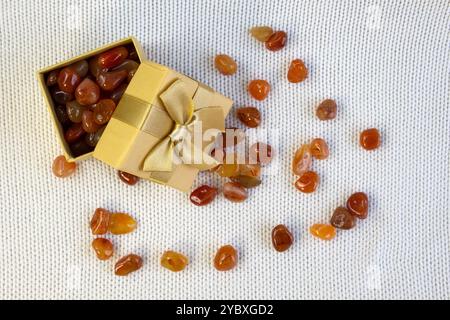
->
[250,26,274,42]
[81,110,101,134]
[236,107,261,128]
[64,122,85,144]
[113,59,139,82]
[265,31,287,51]
[75,78,100,106]
[310,224,336,241]
[114,254,143,276]
[90,208,111,235]
[92,238,114,260]
[98,46,129,69]
[272,224,294,252]
[316,99,337,120]
[58,67,82,94]
[214,54,237,75]
[347,192,369,219]
[118,171,139,186]
[109,213,137,235]
[96,70,128,91]
[360,128,381,150]
[223,182,248,202]
[46,70,59,86]
[248,80,270,101]
[70,140,93,157]
[52,88,73,105]
[109,83,127,104]
[93,99,116,125]
[310,138,329,160]
[85,126,105,147]
[330,207,356,230]
[213,245,237,271]
[66,100,86,123]
[292,144,312,176]
[161,251,189,272]
[294,171,319,193]
[190,185,218,206]
[287,59,308,83]
[54,104,70,126]
[52,155,76,178]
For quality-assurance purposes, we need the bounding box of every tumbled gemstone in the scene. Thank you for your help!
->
[223,182,248,202]
[190,185,218,206]
[249,26,274,42]
[292,144,312,175]
[161,251,189,272]
[70,140,94,157]
[92,238,114,260]
[89,56,107,78]
[248,80,270,101]
[84,126,106,147]
[294,171,319,193]
[265,31,287,51]
[52,88,73,105]
[360,128,381,150]
[75,78,100,106]
[72,60,89,77]
[118,171,139,186]
[112,59,139,82]
[66,100,86,123]
[58,67,82,94]
[330,207,356,230]
[214,54,238,75]
[236,107,261,128]
[213,245,237,271]
[310,138,329,160]
[81,110,101,133]
[64,122,85,144]
[316,99,337,120]
[114,254,143,276]
[272,224,294,252]
[46,70,59,86]
[98,46,129,69]
[109,213,137,235]
[215,163,240,177]
[310,224,336,241]
[109,83,127,104]
[230,163,261,188]
[93,99,116,125]
[346,192,369,219]
[287,59,308,83]
[54,104,70,126]
[52,155,76,178]
[90,208,111,235]
[97,70,128,91]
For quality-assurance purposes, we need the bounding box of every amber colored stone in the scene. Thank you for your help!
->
[70,140,94,157]
[118,171,139,186]
[114,254,143,276]
[214,54,237,75]
[52,155,76,178]
[58,67,82,94]
[272,224,294,252]
[230,163,261,188]
[287,59,308,83]
[109,83,127,104]
[98,46,129,69]
[161,251,189,272]
[75,78,100,106]
[127,45,140,62]
[330,207,356,230]
[230,175,261,188]
[294,171,319,193]
[223,182,248,202]
[249,142,273,165]
[213,245,237,271]
[89,56,107,78]
[93,99,116,125]
[310,138,329,160]
[113,59,139,82]
[52,88,73,105]
[54,104,70,126]
[85,126,105,147]
[64,122,85,144]
[72,60,89,77]
[46,70,59,86]
[292,144,312,176]
[249,26,274,42]
[109,213,137,235]
[215,163,240,177]
[97,70,128,91]
[81,110,101,133]
[360,128,381,150]
[248,80,270,101]
[92,238,114,260]
[310,224,336,241]
[236,107,261,128]
[265,31,287,51]
[316,99,337,120]
[347,192,369,219]
[90,208,112,235]
[190,185,218,206]
[66,100,86,123]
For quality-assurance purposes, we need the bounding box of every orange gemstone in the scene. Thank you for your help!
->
[161,251,189,272]
[294,171,319,193]
[249,26,274,42]
[360,128,381,150]
[292,144,312,176]
[90,208,111,235]
[223,182,248,202]
[98,46,129,69]
[265,31,287,51]
[347,192,369,219]
[236,107,261,128]
[272,225,294,252]
[190,185,218,206]
[118,171,139,185]
[330,207,356,230]
[287,59,308,83]
[310,224,336,241]
[213,245,238,271]
[310,138,329,160]
[316,99,337,120]
[92,238,114,260]
[93,99,116,125]
[108,213,137,235]
[114,254,143,276]
[214,54,237,75]
[248,80,270,101]
[52,155,76,178]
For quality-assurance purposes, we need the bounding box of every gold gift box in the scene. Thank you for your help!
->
[37,37,233,192]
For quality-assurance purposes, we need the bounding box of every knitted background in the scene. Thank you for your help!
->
[0,0,449,300]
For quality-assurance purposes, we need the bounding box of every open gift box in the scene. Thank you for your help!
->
[37,37,233,192]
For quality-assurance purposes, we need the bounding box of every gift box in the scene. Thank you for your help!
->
[37,37,233,192]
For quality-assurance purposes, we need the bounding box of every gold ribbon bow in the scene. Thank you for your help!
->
[142,80,225,172]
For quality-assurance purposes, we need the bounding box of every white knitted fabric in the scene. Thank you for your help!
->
[0,0,449,300]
